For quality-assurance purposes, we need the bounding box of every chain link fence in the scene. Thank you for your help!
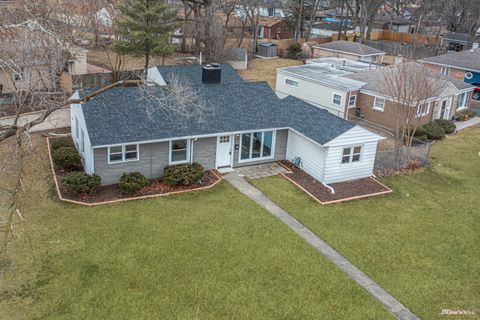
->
[374,142,431,172]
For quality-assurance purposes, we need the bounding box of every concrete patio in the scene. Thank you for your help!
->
[233,162,290,179]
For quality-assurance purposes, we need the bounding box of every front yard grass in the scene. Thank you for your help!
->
[0,135,391,319]
[251,126,480,320]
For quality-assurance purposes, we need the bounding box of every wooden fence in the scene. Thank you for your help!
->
[71,70,144,90]
[368,30,440,45]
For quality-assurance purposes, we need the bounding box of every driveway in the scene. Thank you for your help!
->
[0,107,70,133]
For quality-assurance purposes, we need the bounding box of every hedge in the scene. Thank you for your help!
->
[53,147,82,170]
[434,119,456,134]
[62,172,101,194]
[424,122,445,140]
[51,138,75,150]
[163,163,204,186]
[119,172,150,194]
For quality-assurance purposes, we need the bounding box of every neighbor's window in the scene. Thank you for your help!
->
[416,103,430,117]
[332,93,342,106]
[373,97,385,111]
[108,144,139,164]
[348,95,356,107]
[341,146,362,164]
[240,131,274,161]
[441,66,450,76]
[170,139,189,164]
[458,92,468,109]
[285,78,299,87]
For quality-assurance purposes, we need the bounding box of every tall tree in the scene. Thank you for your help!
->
[111,0,178,77]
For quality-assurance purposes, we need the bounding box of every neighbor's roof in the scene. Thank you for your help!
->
[442,32,471,43]
[313,40,385,57]
[345,62,474,96]
[80,78,356,147]
[420,49,480,72]
[258,16,286,27]
[278,63,367,91]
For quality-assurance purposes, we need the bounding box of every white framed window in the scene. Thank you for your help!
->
[457,92,468,109]
[169,139,190,164]
[373,97,385,111]
[332,93,342,106]
[108,144,139,164]
[79,129,85,155]
[348,95,356,107]
[441,66,450,76]
[341,146,362,164]
[285,78,299,87]
[239,130,275,162]
[416,103,430,117]
[219,136,230,143]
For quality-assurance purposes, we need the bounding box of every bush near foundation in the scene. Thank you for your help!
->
[163,163,204,186]
[119,172,151,194]
[53,147,82,170]
[62,172,101,194]
[424,122,445,140]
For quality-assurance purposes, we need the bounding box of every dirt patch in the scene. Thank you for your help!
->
[48,137,221,206]
[238,58,303,88]
[278,161,392,204]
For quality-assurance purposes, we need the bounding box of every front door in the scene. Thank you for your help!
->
[216,135,232,168]
[440,99,450,119]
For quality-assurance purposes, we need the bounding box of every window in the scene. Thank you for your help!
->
[341,146,362,164]
[458,92,468,109]
[108,144,139,164]
[373,97,385,111]
[441,66,450,76]
[285,78,299,87]
[416,103,430,117]
[240,131,275,162]
[170,139,190,164]
[332,93,342,106]
[219,136,230,143]
[277,27,281,33]
[348,95,356,107]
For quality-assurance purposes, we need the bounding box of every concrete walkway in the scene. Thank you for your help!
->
[455,117,480,131]
[224,172,419,320]
[0,108,70,133]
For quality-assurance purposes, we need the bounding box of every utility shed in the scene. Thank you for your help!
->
[258,42,278,58]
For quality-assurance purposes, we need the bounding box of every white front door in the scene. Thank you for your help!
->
[440,98,451,119]
[216,135,232,168]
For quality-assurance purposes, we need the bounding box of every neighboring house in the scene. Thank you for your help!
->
[440,32,479,52]
[312,40,386,63]
[276,59,474,129]
[420,49,480,97]
[70,64,383,186]
[374,14,415,33]
[276,58,381,118]
[310,22,355,38]
[257,17,292,40]
[345,64,474,127]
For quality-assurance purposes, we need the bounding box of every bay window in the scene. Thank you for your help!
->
[108,144,139,164]
[240,131,274,162]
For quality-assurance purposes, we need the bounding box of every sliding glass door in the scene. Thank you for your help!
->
[240,130,275,162]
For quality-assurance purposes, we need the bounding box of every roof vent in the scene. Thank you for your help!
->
[202,64,222,84]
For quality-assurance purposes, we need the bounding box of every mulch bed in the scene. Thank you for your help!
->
[48,138,221,206]
[278,161,392,204]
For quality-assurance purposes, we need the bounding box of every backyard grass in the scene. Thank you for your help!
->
[251,126,480,320]
[0,135,391,319]
[238,58,303,88]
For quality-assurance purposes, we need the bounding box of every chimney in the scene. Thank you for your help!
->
[202,63,221,84]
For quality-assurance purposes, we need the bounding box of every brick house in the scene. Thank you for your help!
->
[257,17,293,40]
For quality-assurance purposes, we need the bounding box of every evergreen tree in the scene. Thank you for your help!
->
[111,0,179,77]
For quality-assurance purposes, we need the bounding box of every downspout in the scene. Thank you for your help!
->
[320,145,335,194]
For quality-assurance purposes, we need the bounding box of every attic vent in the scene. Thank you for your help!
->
[202,64,221,84]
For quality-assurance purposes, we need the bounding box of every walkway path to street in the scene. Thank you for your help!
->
[225,172,419,320]
[455,117,480,131]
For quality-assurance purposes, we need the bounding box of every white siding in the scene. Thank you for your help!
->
[323,126,382,184]
[286,130,326,182]
[276,72,348,118]
[70,98,94,173]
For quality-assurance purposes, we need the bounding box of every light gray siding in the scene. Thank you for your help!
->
[192,137,216,170]
[286,130,326,182]
[94,142,169,185]
[233,129,288,167]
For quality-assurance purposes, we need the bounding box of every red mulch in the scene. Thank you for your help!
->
[279,161,392,204]
[49,140,221,205]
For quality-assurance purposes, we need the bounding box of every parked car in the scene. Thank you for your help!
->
[471,83,480,100]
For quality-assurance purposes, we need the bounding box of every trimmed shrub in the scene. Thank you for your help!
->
[62,172,101,194]
[51,138,75,150]
[119,172,150,194]
[434,119,456,134]
[403,125,427,142]
[53,147,82,170]
[424,122,445,140]
[163,162,204,186]
[287,43,302,59]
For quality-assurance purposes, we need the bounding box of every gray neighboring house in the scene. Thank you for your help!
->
[70,64,383,185]
[312,40,386,63]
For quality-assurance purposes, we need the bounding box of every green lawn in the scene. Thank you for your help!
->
[251,126,480,320]
[0,137,392,319]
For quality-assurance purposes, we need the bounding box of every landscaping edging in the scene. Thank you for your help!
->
[277,161,392,205]
[46,137,222,206]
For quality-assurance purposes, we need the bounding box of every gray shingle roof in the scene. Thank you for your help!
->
[81,76,354,147]
[420,49,480,72]
[313,40,385,56]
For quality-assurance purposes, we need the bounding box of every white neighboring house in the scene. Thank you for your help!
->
[276,58,380,118]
